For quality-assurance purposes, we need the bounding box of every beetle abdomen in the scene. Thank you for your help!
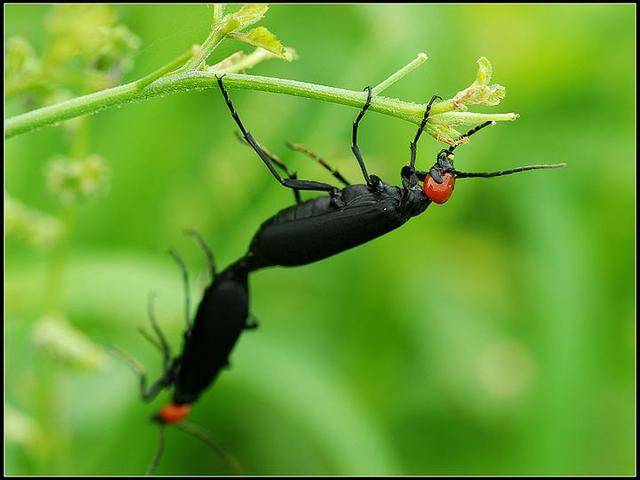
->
[248,187,407,267]
[172,267,249,404]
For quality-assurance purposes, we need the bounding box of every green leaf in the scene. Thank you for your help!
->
[474,56,493,86]
[229,3,269,28]
[218,3,269,36]
[228,26,294,61]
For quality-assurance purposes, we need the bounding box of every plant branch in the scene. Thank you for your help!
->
[5,68,517,141]
[372,52,428,95]
[5,4,519,147]
[134,46,200,90]
[181,28,225,71]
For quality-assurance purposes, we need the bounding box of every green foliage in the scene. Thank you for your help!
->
[217,3,269,37]
[4,2,517,143]
[44,5,139,73]
[5,405,42,450]
[5,194,64,249]
[453,57,505,107]
[32,315,109,371]
[5,5,139,104]
[228,26,295,61]
[5,37,40,80]
[45,154,110,204]
[210,47,298,74]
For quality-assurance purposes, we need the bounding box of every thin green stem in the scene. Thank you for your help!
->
[181,28,225,71]
[372,52,428,95]
[5,69,517,142]
[134,46,198,90]
[212,4,226,25]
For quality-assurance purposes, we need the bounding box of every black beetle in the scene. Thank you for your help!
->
[216,75,564,270]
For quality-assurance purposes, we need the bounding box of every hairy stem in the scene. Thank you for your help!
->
[5,69,517,141]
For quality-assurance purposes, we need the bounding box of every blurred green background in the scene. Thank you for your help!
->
[4,4,635,476]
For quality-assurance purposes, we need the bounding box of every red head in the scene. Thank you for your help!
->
[154,403,191,424]
[423,171,455,204]
[422,150,457,204]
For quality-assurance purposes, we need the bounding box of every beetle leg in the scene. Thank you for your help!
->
[286,142,351,187]
[351,86,375,186]
[142,376,173,402]
[168,248,192,330]
[288,174,302,204]
[409,94,442,170]
[369,174,384,192]
[107,345,174,402]
[184,229,217,278]
[146,292,172,371]
[235,132,301,204]
[217,75,335,195]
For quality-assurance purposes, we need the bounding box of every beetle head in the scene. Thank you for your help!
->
[152,402,191,424]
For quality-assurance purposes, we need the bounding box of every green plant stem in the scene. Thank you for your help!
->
[134,46,198,90]
[372,52,428,95]
[5,69,517,141]
[181,27,224,71]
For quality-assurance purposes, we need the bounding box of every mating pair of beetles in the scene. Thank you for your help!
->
[114,76,565,473]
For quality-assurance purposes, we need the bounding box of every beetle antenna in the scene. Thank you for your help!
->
[146,425,166,475]
[455,163,566,178]
[174,420,244,474]
[446,121,495,153]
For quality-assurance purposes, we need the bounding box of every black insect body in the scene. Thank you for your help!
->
[217,75,565,270]
[246,183,425,268]
[111,233,253,473]
[171,261,251,406]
